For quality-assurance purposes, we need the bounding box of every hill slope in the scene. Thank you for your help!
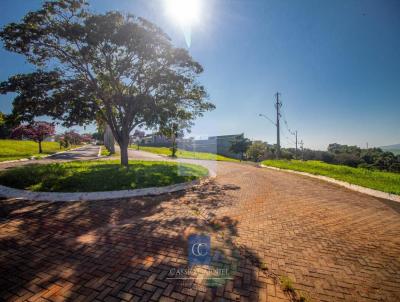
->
[381,143,400,155]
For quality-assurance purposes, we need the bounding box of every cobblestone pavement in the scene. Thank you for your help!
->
[1,158,400,301]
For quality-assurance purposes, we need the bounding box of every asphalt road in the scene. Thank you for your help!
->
[0,145,100,170]
[47,145,100,160]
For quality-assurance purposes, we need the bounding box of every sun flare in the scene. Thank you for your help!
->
[165,0,201,27]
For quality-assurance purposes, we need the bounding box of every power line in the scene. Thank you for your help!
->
[281,106,296,136]
[280,105,299,157]
[281,127,296,145]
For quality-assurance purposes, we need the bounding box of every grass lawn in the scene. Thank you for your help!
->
[132,145,239,162]
[100,145,112,156]
[261,159,400,195]
[0,160,209,192]
[100,145,120,157]
[0,139,79,162]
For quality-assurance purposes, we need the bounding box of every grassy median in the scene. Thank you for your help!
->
[262,159,400,195]
[0,160,208,192]
[0,139,78,162]
[132,145,239,162]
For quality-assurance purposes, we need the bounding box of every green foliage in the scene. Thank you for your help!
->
[100,146,111,156]
[0,112,8,138]
[280,276,295,292]
[131,145,239,162]
[0,0,214,166]
[99,145,119,157]
[0,111,19,138]
[0,160,208,192]
[229,135,251,160]
[92,131,103,142]
[246,141,268,162]
[0,139,74,162]
[158,112,191,158]
[328,143,361,156]
[262,159,400,195]
[384,149,400,155]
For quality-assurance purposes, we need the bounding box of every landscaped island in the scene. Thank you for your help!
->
[262,160,400,195]
[0,139,78,162]
[0,160,208,192]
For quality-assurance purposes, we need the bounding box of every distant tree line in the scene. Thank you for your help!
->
[229,136,400,173]
[276,144,399,172]
[306,145,398,172]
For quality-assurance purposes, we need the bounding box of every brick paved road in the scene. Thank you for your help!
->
[1,159,399,301]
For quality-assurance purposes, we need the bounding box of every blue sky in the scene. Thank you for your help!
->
[0,0,399,150]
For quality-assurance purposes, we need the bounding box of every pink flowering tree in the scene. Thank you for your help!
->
[62,130,83,147]
[81,133,93,144]
[11,121,55,153]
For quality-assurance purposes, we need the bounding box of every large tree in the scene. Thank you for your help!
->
[0,0,214,166]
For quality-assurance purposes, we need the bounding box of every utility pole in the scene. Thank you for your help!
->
[258,92,283,159]
[300,140,304,161]
[275,92,282,159]
[295,130,298,159]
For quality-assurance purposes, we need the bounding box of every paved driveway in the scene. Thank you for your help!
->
[0,152,399,301]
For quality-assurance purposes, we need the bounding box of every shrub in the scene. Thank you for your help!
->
[246,141,268,162]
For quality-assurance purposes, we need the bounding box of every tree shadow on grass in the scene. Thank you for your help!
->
[0,162,207,192]
[0,180,284,302]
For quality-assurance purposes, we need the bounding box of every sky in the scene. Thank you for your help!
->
[0,0,399,150]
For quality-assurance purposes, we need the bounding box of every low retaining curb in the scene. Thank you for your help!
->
[260,164,400,203]
[0,179,202,202]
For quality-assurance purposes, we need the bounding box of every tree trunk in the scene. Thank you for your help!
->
[38,140,43,153]
[120,140,129,167]
[171,135,177,158]
[104,125,115,154]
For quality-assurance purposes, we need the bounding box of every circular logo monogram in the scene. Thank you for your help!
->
[192,242,208,257]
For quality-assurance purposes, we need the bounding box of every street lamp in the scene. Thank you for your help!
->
[258,113,276,126]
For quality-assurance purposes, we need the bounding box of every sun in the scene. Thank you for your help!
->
[165,0,201,27]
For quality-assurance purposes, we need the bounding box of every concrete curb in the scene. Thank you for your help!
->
[0,179,203,202]
[0,146,86,165]
[260,164,400,203]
